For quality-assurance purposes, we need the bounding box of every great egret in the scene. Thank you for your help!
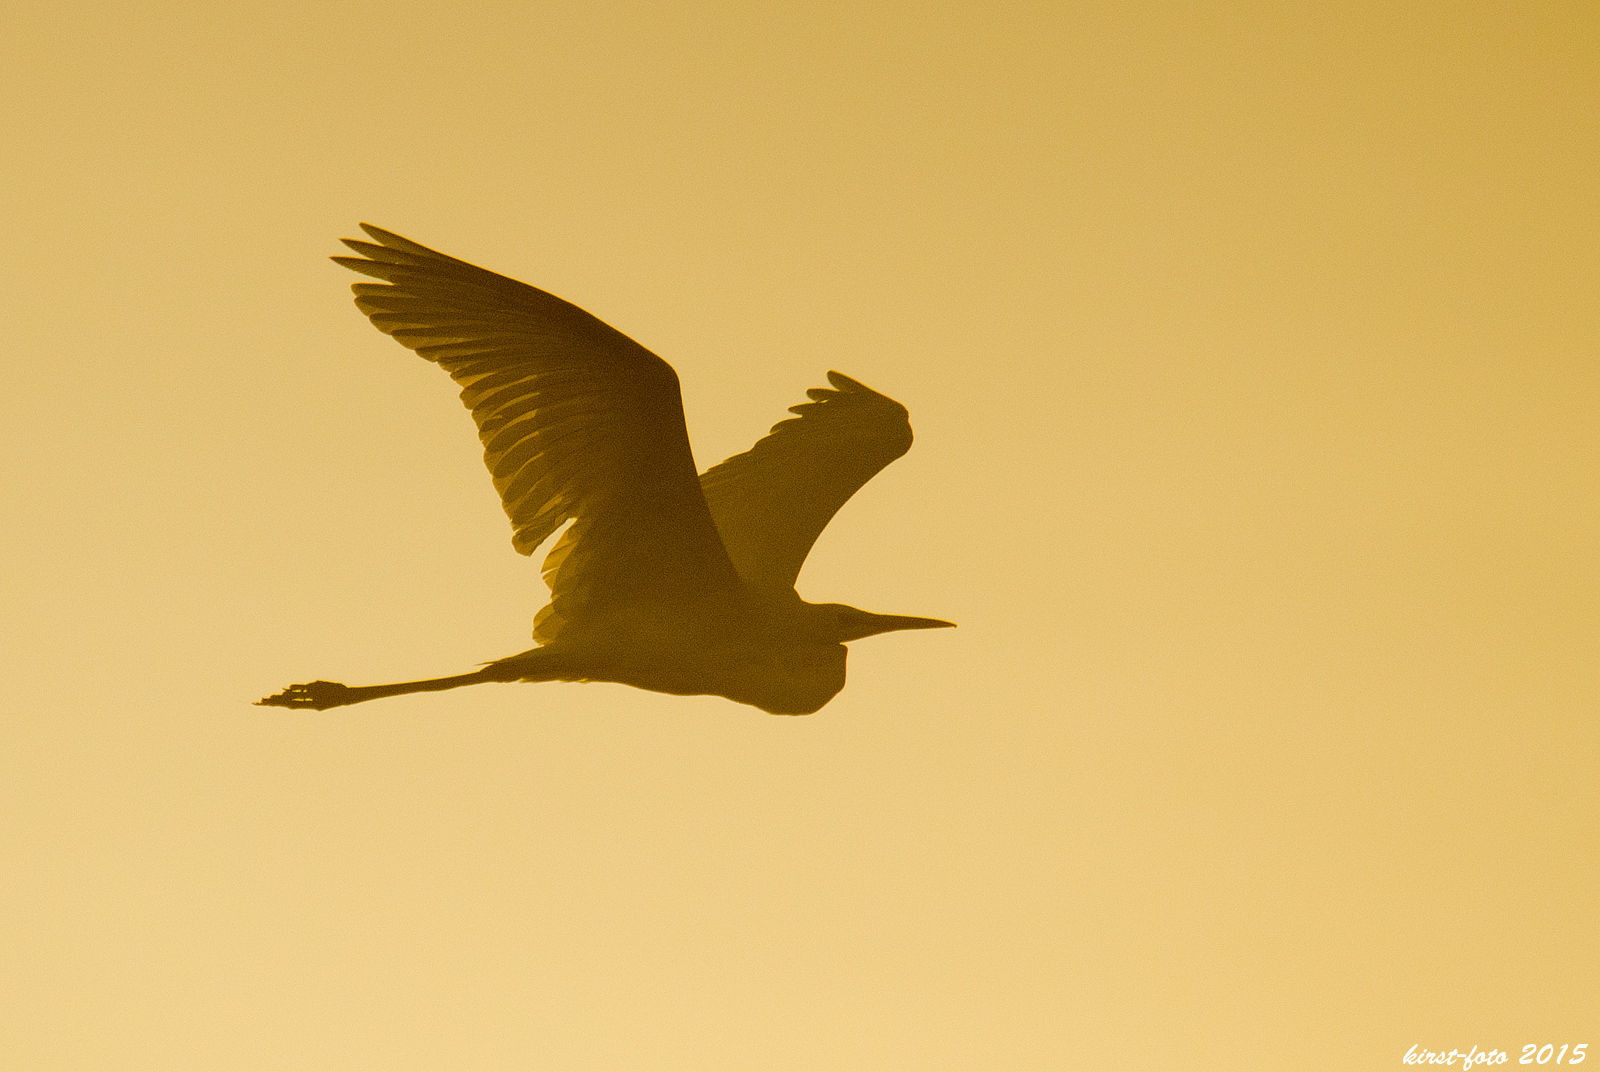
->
[258,225,953,715]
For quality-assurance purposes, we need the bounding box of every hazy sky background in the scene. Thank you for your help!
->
[4,1,1595,1068]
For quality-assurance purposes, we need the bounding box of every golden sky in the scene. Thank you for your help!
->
[4,0,1595,1068]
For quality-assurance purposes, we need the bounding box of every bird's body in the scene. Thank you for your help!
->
[258,225,951,716]
[495,592,851,715]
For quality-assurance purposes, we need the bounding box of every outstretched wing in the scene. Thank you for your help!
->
[333,225,741,640]
[698,372,913,593]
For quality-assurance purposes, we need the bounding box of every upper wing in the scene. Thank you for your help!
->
[698,372,913,593]
[333,224,741,639]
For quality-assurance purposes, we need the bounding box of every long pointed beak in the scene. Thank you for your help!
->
[850,613,957,640]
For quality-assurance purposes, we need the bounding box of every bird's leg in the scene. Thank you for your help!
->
[256,666,507,711]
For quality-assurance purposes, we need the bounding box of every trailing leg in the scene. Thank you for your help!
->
[256,665,511,710]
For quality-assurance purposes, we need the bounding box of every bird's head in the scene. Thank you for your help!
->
[811,602,956,643]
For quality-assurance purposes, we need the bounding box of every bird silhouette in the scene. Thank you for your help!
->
[257,225,953,715]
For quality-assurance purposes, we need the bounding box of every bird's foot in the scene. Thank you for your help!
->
[256,680,356,711]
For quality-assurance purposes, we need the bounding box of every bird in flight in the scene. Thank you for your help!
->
[258,225,952,715]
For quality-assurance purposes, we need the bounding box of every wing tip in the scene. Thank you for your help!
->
[824,371,901,406]
[341,223,442,259]
[808,371,909,421]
